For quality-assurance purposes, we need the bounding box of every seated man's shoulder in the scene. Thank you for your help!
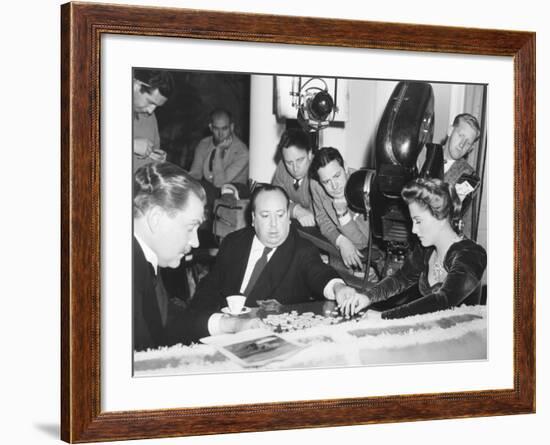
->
[274,159,286,173]
[272,161,291,185]
[309,177,323,194]
[291,229,322,255]
[219,226,254,247]
[232,134,249,152]
[309,179,331,208]
[196,136,213,151]
[453,159,476,175]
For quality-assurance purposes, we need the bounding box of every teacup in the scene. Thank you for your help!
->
[226,295,246,315]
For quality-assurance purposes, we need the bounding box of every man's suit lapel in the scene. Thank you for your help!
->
[247,229,296,303]
[133,236,165,346]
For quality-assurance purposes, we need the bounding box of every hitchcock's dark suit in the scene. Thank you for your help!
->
[184,226,340,342]
[133,236,192,351]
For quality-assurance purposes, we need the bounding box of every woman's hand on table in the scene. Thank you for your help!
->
[333,284,371,317]
[337,292,371,317]
[334,283,358,306]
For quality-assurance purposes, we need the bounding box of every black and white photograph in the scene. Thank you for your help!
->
[2,0,540,443]
[131,69,488,376]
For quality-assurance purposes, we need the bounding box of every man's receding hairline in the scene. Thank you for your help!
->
[253,188,289,210]
[282,144,309,156]
[211,110,232,123]
[256,187,286,199]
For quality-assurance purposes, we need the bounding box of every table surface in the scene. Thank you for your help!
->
[134,303,487,376]
[246,299,345,319]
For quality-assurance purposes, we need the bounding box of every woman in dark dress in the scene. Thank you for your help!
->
[338,178,487,320]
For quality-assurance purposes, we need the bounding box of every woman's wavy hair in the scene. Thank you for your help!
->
[401,178,463,234]
[133,162,206,218]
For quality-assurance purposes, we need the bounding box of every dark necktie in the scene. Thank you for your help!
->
[243,246,273,296]
[208,147,227,172]
[208,149,216,172]
[154,270,169,327]
[293,179,300,191]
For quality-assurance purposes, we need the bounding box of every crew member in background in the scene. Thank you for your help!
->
[441,113,482,202]
[309,147,377,275]
[272,128,316,227]
[189,108,249,196]
[133,69,174,171]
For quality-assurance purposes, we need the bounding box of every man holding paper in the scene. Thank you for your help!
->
[441,113,482,202]
[132,69,174,171]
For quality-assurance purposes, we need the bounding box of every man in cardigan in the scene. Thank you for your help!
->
[133,69,174,172]
[272,128,315,227]
[183,184,363,343]
[309,147,372,273]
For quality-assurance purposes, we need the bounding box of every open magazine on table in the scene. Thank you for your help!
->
[200,329,308,367]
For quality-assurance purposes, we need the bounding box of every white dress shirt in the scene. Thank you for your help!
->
[207,235,343,335]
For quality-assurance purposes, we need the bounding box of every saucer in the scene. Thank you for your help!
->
[221,306,251,316]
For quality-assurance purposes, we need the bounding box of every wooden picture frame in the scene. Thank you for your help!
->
[61,1,535,442]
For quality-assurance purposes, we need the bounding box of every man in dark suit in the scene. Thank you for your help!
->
[133,162,206,351]
[184,184,364,342]
[134,236,193,350]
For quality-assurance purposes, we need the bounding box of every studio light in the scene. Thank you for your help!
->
[291,77,338,131]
